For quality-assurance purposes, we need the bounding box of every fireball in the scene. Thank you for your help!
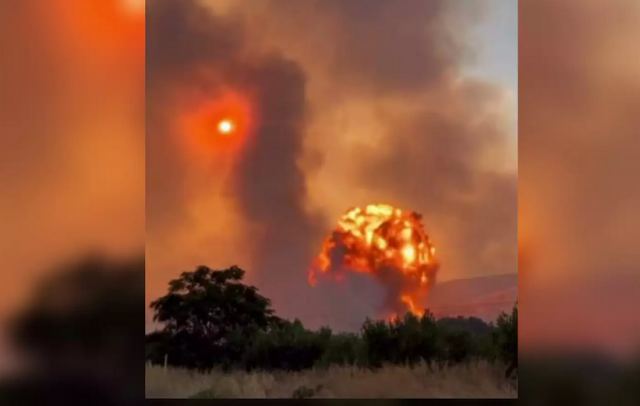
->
[309,204,439,318]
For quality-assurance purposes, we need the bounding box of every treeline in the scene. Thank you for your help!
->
[145,266,517,375]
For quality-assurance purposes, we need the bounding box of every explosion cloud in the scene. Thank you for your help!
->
[309,204,438,318]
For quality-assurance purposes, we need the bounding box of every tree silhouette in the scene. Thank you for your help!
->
[242,319,330,371]
[8,254,144,406]
[148,265,279,370]
[146,267,518,373]
[494,304,518,377]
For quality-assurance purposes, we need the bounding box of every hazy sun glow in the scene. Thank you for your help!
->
[180,90,254,158]
[218,119,235,135]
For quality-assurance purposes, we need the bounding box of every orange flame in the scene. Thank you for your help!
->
[309,204,439,317]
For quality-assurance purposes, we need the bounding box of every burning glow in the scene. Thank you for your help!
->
[401,295,419,315]
[309,204,439,317]
[402,245,416,264]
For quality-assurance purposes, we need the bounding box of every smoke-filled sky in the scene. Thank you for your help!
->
[146,0,517,327]
[0,1,144,317]
[520,0,640,357]
[0,1,144,371]
[2,0,638,371]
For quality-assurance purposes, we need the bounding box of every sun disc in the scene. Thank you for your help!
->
[217,119,234,135]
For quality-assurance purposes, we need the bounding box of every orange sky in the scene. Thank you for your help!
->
[145,0,517,327]
[0,1,144,332]
[519,0,640,357]
[2,0,638,359]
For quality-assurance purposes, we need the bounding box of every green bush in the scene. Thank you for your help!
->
[242,319,328,371]
[494,304,518,376]
[360,312,442,367]
[316,332,364,368]
[146,265,518,372]
[436,315,497,363]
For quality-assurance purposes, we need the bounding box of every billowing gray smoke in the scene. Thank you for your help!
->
[147,0,320,317]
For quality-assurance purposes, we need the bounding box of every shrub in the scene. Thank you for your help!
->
[494,304,518,377]
[146,265,518,372]
[316,332,364,368]
[242,320,328,371]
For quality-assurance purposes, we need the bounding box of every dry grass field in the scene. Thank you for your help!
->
[145,361,517,398]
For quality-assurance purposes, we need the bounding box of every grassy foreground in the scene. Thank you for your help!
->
[146,361,517,398]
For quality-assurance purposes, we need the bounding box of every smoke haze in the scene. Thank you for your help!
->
[146,0,516,328]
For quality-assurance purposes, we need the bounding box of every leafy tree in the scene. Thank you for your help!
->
[441,330,473,363]
[404,312,440,365]
[494,304,518,377]
[316,331,364,368]
[361,311,441,367]
[148,265,279,370]
[361,318,394,367]
[437,315,496,361]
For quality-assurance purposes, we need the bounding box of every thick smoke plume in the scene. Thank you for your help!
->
[146,0,319,316]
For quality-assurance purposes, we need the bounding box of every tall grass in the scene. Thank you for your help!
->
[146,361,516,398]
